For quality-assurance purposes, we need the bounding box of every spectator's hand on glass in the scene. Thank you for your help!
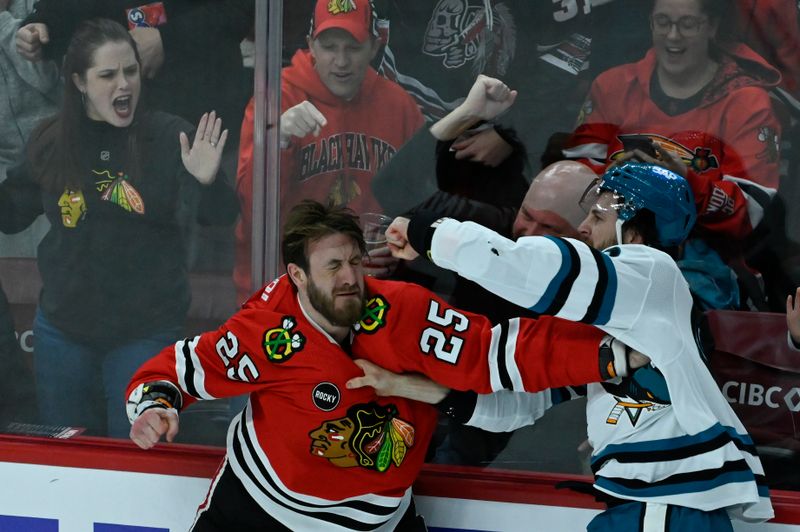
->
[16,23,49,62]
[362,245,399,278]
[787,287,800,346]
[280,100,327,146]
[461,74,517,122]
[386,217,419,260]
[452,128,513,167]
[130,408,179,449]
[129,27,164,79]
[651,144,688,178]
[179,111,228,185]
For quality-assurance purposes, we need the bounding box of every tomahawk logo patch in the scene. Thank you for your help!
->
[263,316,306,363]
[354,295,390,334]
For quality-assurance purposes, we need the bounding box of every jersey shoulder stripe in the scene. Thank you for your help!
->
[580,246,617,325]
[530,236,577,315]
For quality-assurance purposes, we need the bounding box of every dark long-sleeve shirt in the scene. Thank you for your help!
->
[0,111,239,343]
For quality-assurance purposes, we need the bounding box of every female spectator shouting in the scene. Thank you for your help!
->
[565,0,781,253]
[0,18,238,438]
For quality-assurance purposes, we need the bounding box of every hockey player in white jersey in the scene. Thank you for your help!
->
[378,159,774,531]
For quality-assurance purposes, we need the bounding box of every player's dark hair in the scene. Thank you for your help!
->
[27,18,145,192]
[622,209,679,257]
[282,200,366,271]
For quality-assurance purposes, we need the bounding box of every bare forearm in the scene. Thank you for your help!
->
[429,104,481,141]
[392,373,449,404]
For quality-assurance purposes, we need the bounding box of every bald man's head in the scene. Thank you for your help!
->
[511,161,597,239]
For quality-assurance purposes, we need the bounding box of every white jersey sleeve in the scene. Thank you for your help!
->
[430,219,650,329]
[466,390,552,432]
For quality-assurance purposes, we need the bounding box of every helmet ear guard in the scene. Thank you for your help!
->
[594,162,697,247]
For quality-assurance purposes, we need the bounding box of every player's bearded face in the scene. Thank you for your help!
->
[307,273,365,327]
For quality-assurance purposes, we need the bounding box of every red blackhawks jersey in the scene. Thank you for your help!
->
[127,275,605,530]
[565,44,781,241]
[234,49,424,302]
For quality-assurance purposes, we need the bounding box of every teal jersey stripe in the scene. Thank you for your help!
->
[591,423,755,467]
[594,251,618,325]
[596,469,757,498]
[529,237,573,314]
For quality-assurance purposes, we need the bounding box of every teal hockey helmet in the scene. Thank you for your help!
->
[583,162,697,247]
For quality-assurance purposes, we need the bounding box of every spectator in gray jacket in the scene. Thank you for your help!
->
[0,0,60,257]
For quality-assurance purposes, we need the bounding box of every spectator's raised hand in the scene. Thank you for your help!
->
[129,27,164,79]
[787,287,800,346]
[386,216,419,260]
[280,100,327,145]
[461,74,517,122]
[179,111,228,185]
[16,23,49,62]
[452,128,513,167]
[130,408,179,449]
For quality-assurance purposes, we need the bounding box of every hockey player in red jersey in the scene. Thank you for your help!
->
[126,200,645,531]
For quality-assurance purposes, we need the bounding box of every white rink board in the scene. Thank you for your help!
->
[0,461,797,531]
[416,496,800,531]
[0,462,209,531]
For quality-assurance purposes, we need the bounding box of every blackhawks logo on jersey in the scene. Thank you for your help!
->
[263,316,306,363]
[354,295,390,334]
[309,402,415,472]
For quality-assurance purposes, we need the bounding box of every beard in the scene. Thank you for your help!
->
[307,276,365,327]
[594,235,618,251]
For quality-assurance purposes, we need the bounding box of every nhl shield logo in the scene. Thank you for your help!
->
[263,316,306,363]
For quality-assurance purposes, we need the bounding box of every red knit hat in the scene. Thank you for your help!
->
[312,0,373,43]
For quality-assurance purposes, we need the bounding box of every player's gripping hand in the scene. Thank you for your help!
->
[347,359,448,404]
[347,359,399,396]
[130,408,179,449]
[280,101,327,146]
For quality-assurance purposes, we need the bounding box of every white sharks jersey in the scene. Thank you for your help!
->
[429,218,773,522]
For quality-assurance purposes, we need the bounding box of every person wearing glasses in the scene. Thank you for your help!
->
[564,0,781,307]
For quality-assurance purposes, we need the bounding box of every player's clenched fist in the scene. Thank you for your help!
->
[130,408,179,449]
[280,100,327,146]
[386,216,420,261]
[16,23,49,62]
